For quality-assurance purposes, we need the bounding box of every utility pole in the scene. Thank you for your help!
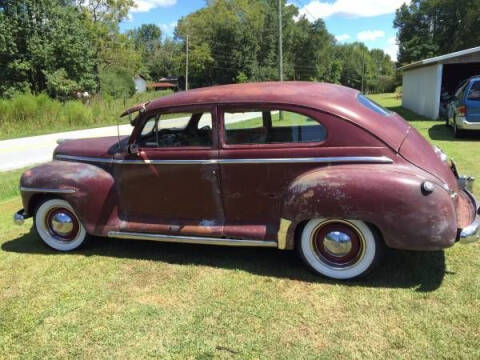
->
[278,0,284,121]
[361,49,365,93]
[278,0,283,82]
[186,35,189,91]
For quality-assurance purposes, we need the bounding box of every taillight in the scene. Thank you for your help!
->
[458,105,467,116]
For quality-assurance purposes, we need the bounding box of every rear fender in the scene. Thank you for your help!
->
[20,161,119,235]
[281,164,457,251]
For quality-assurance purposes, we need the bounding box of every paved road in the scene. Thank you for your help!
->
[0,112,262,172]
[0,125,132,172]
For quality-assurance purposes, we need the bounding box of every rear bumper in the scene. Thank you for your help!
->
[458,187,480,244]
[456,117,480,130]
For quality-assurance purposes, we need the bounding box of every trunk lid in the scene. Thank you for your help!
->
[399,127,458,192]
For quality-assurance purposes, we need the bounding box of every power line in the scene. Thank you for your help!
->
[291,0,317,22]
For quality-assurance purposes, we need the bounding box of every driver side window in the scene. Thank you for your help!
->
[139,112,213,148]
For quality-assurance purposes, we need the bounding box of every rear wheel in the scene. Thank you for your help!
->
[34,198,87,251]
[453,119,464,138]
[298,218,383,280]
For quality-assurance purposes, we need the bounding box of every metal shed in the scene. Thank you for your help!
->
[400,46,480,120]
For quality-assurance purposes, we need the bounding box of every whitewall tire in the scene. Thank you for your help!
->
[298,218,382,280]
[34,198,87,251]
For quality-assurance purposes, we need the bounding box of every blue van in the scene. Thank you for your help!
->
[447,76,480,137]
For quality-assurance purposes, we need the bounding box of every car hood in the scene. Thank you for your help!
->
[53,136,129,159]
[399,127,458,192]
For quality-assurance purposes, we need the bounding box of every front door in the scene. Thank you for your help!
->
[115,105,224,237]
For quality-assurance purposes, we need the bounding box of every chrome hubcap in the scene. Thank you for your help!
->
[311,220,365,269]
[323,231,352,257]
[50,212,74,236]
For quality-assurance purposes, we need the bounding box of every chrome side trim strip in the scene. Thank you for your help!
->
[120,159,217,165]
[108,231,278,247]
[55,154,113,163]
[216,156,393,164]
[56,154,393,165]
[20,186,76,194]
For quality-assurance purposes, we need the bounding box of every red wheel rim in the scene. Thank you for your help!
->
[45,208,80,241]
[311,221,364,268]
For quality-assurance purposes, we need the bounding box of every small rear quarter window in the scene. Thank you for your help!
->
[357,94,392,116]
[467,81,480,101]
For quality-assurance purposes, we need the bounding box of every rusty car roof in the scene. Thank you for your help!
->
[130,82,410,150]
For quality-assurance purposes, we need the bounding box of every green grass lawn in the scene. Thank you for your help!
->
[1,93,479,359]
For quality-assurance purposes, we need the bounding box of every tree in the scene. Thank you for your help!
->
[394,0,480,66]
[76,0,135,91]
[0,0,97,97]
[291,17,336,81]
[128,24,162,57]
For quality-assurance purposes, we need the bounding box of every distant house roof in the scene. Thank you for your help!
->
[400,46,480,71]
[151,82,177,89]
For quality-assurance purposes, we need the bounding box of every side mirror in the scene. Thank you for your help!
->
[128,143,139,155]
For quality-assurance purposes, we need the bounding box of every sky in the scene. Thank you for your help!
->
[120,0,411,61]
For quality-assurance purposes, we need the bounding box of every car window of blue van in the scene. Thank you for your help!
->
[467,82,480,101]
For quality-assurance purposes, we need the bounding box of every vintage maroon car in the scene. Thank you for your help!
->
[14,82,479,279]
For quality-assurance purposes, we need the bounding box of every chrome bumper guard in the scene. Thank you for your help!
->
[13,209,26,226]
[458,177,479,244]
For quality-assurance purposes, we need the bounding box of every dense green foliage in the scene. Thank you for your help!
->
[1,0,397,101]
[0,0,97,97]
[99,67,136,98]
[394,0,480,65]
[0,0,139,98]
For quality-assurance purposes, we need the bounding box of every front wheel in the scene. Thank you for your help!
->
[298,218,383,280]
[34,198,88,251]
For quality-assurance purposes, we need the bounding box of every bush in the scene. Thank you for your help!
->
[63,101,93,126]
[100,67,136,99]
[44,69,79,101]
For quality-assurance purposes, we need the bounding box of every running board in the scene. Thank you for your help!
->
[107,231,278,248]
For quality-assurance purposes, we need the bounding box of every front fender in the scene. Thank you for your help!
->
[20,161,119,235]
[281,164,457,251]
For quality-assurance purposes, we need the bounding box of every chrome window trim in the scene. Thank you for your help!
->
[55,154,393,165]
[20,186,76,194]
[108,231,278,247]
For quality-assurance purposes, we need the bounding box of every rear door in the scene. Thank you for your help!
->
[465,80,480,122]
[217,104,388,242]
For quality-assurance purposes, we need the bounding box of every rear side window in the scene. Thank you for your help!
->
[357,94,391,116]
[467,81,480,101]
[223,110,327,145]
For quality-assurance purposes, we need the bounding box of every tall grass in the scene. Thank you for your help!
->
[0,91,172,140]
[0,167,26,201]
